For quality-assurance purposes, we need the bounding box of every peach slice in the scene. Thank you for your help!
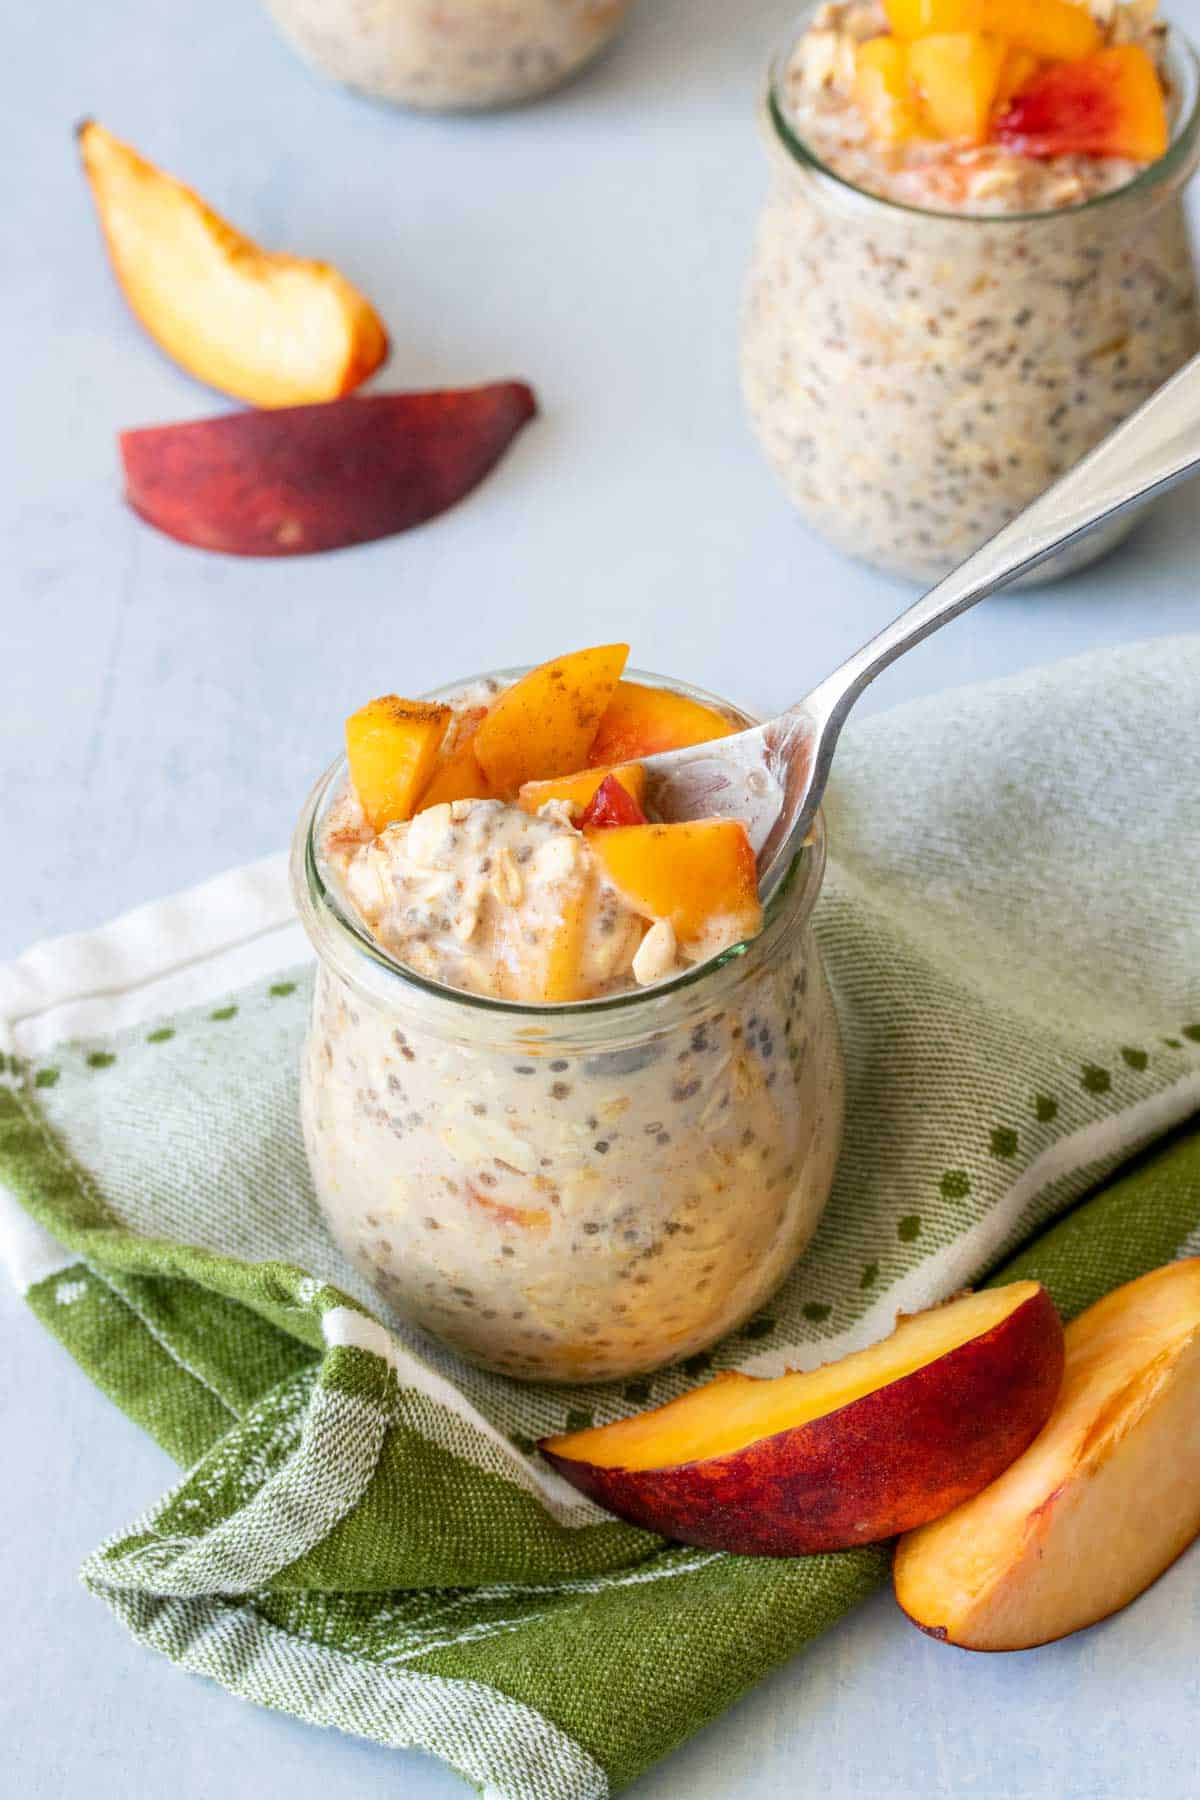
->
[854,38,929,146]
[908,35,1007,145]
[78,121,387,409]
[587,681,737,768]
[541,1283,1064,1555]
[517,763,646,819]
[995,45,1168,161]
[894,1259,1200,1649]
[883,0,1098,62]
[586,820,762,956]
[346,696,451,832]
[119,384,537,556]
[473,646,630,798]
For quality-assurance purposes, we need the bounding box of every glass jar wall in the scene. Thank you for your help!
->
[291,676,845,1384]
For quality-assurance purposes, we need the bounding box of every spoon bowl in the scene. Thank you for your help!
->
[641,350,1200,901]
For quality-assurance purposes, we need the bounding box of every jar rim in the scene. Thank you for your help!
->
[766,11,1200,225]
[289,667,827,1034]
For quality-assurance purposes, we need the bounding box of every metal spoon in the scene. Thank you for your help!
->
[641,351,1200,901]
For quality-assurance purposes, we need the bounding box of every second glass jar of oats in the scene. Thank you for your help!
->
[741,2,1200,583]
[261,0,636,110]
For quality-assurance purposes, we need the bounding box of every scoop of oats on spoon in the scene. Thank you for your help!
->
[641,352,1200,901]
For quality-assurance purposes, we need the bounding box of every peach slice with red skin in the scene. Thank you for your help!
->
[517,762,646,819]
[894,1259,1200,1649]
[585,820,762,955]
[995,45,1169,161]
[473,645,630,798]
[79,121,388,409]
[541,1283,1064,1555]
[346,696,451,832]
[119,384,537,556]
[587,681,736,767]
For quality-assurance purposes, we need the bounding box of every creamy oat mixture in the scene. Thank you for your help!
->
[262,0,634,111]
[741,4,1200,581]
[786,0,1169,214]
[336,798,669,1002]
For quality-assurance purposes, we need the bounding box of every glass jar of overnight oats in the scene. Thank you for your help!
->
[741,7,1200,584]
[291,674,844,1384]
[260,0,635,111]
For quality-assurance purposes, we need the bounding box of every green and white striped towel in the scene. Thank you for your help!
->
[3,636,1200,1797]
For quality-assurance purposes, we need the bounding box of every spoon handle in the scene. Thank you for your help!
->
[802,348,1200,742]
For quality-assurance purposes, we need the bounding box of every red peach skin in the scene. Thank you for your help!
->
[578,772,648,829]
[542,1286,1064,1556]
[994,46,1168,161]
[119,383,537,556]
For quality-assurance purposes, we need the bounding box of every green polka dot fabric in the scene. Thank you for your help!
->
[2,638,1200,1798]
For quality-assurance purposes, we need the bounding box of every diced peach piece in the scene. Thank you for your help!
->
[542,1283,1064,1555]
[587,681,736,768]
[78,121,388,409]
[994,44,1042,111]
[517,762,646,818]
[418,708,491,810]
[538,894,591,1005]
[981,0,1099,62]
[855,38,928,146]
[578,774,648,830]
[884,0,1098,62]
[418,743,488,809]
[884,0,973,34]
[467,1186,551,1232]
[586,820,762,954]
[345,696,450,832]
[473,646,630,797]
[908,34,1007,144]
[995,45,1168,161]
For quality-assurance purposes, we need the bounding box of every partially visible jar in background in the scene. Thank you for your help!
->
[261,0,636,110]
[741,1,1200,584]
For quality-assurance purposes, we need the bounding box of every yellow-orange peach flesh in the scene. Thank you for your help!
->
[79,121,387,408]
[473,645,629,797]
[587,681,736,767]
[895,1258,1200,1649]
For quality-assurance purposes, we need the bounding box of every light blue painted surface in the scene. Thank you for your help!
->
[3,0,1199,1791]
